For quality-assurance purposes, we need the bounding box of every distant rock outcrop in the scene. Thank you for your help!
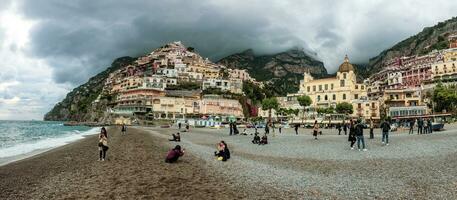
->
[217,48,327,95]
[44,57,135,122]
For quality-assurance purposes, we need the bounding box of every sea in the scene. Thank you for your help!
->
[0,120,99,164]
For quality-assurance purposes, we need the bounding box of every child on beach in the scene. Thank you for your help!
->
[169,132,181,142]
[98,134,109,161]
[214,141,230,161]
[165,145,185,163]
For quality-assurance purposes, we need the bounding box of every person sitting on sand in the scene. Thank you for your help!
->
[241,128,248,135]
[169,132,181,142]
[214,141,230,161]
[259,134,268,145]
[252,133,261,144]
[98,134,109,161]
[165,145,185,163]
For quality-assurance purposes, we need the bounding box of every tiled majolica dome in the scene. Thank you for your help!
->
[338,55,354,72]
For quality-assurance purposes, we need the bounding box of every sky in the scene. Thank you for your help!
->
[0,0,456,120]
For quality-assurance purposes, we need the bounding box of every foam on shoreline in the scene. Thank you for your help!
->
[0,127,99,166]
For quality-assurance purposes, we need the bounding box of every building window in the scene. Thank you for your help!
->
[333,94,336,100]
[343,94,346,100]
[324,95,328,100]
[317,95,321,102]
[361,85,364,90]
[354,94,358,99]
[355,85,358,89]
[331,84,334,90]
[340,80,345,87]
[325,84,328,90]
[313,85,316,91]
[358,103,361,108]
[307,86,310,92]
[343,73,347,79]
[319,85,322,91]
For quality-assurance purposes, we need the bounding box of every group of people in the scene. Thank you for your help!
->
[252,133,268,145]
[409,118,433,134]
[346,118,392,151]
[214,141,231,161]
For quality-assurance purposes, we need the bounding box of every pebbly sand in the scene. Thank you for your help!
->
[1,125,457,199]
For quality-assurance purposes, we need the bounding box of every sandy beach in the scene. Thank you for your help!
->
[1,125,457,199]
[0,127,248,200]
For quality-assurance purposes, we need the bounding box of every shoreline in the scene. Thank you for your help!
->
[0,127,100,167]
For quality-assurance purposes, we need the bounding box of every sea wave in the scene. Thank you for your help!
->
[0,127,99,158]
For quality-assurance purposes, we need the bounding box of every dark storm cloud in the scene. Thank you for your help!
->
[19,0,303,85]
[16,0,457,85]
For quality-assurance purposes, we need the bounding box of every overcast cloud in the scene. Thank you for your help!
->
[0,0,456,119]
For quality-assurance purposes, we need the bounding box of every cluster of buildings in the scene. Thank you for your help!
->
[102,41,254,122]
[260,34,457,124]
[101,36,457,125]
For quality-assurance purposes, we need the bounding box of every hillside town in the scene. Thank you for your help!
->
[101,36,457,126]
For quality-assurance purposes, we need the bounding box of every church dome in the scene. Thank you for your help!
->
[338,55,354,72]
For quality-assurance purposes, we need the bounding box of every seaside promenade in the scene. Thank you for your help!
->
[1,125,457,199]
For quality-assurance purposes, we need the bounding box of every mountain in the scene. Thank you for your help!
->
[217,48,327,95]
[44,57,135,122]
[368,17,457,74]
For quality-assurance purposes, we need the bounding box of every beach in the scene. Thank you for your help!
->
[1,126,457,199]
[0,127,249,200]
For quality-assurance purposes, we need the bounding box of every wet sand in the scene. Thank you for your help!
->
[0,127,248,200]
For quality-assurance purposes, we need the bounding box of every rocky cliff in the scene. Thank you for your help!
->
[44,57,135,122]
[217,48,327,95]
[368,17,457,74]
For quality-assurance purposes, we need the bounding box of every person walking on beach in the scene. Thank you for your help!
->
[294,124,299,135]
[424,120,429,134]
[348,120,356,150]
[337,123,342,135]
[165,145,185,163]
[229,122,233,136]
[369,117,374,139]
[343,123,348,135]
[278,124,282,134]
[380,119,391,146]
[417,118,424,134]
[409,119,415,134]
[313,120,319,140]
[355,119,367,151]
[427,119,433,134]
[121,124,127,135]
[98,134,109,161]
[265,124,270,134]
[178,122,182,130]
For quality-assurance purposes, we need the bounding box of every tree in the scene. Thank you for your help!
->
[261,97,279,124]
[336,102,353,117]
[296,95,312,123]
[432,83,457,113]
